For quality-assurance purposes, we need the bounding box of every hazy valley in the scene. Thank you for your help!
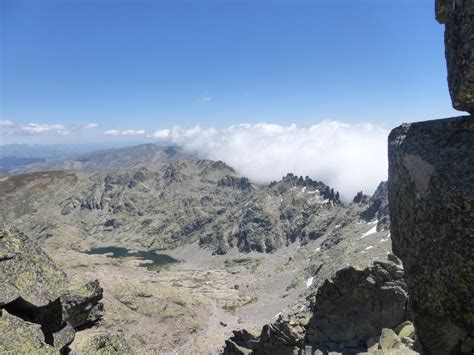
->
[0,144,395,353]
[1,0,472,353]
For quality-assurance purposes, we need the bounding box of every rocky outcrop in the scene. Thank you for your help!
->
[0,227,68,307]
[237,206,282,253]
[218,176,253,191]
[224,257,411,354]
[0,227,105,352]
[388,116,474,354]
[0,227,72,351]
[386,1,474,354]
[305,256,409,352]
[0,309,57,353]
[2,160,350,255]
[436,0,474,113]
[361,181,390,231]
[71,332,132,354]
[363,326,418,354]
[255,313,310,354]
[61,279,104,329]
[224,329,261,354]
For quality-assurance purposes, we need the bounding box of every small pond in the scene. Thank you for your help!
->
[85,246,179,271]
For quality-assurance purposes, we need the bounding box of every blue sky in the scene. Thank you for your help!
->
[1,0,459,144]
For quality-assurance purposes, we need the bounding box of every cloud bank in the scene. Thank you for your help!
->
[104,129,146,136]
[20,123,68,134]
[150,121,389,200]
[0,120,15,127]
[83,123,99,129]
[0,121,70,135]
[1,120,102,136]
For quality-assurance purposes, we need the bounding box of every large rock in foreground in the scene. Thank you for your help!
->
[0,227,68,307]
[61,279,104,329]
[305,256,409,350]
[388,116,474,354]
[436,0,474,113]
[224,257,411,354]
[0,227,105,352]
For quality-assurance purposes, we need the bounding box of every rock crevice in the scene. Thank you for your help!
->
[0,227,105,353]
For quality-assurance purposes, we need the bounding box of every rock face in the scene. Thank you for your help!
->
[224,329,261,354]
[0,227,72,351]
[71,333,132,354]
[436,0,474,113]
[361,181,390,231]
[305,257,409,350]
[0,227,105,352]
[388,116,474,354]
[0,227,68,307]
[255,313,310,354]
[386,1,474,354]
[61,279,104,329]
[0,163,344,255]
[223,257,411,354]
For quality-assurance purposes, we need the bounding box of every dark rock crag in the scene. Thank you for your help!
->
[388,117,474,354]
[305,257,408,349]
[0,227,105,352]
[61,279,104,330]
[436,0,474,113]
[223,257,413,354]
[386,1,474,354]
[361,181,390,231]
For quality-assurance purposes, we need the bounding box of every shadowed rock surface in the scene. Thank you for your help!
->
[386,3,474,352]
[361,181,390,232]
[0,309,57,353]
[388,116,474,354]
[61,279,104,329]
[0,227,68,307]
[436,0,474,113]
[223,257,413,354]
[70,332,132,354]
[305,257,408,347]
[0,227,105,352]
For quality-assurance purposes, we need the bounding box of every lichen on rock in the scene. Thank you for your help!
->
[0,226,105,353]
[436,0,474,113]
[388,116,474,354]
[0,227,68,307]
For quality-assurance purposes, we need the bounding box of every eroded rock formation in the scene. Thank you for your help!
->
[223,257,414,354]
[305,257,408,349]
[0,227,105,352]
[436,0,474,113]
[388,117,474,354]
[386,1,474,354]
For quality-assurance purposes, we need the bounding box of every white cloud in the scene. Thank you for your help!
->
[149,129,170,139]
[122,129,146,136]
[0,120,15,127]
[150,121,388,200]
[0,121,73,136]
[198,92,213,103]
[20,123,66,134]
[104,129,120,136]
[83,123,99,129]
[104,129,146,136]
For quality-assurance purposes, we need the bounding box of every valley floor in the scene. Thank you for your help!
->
[49,242,309,353]
[45,213,392,353]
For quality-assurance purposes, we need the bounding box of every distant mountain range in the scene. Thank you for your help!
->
[0,155,388,255]
[0,143,193,173]
[0,144,393,353]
